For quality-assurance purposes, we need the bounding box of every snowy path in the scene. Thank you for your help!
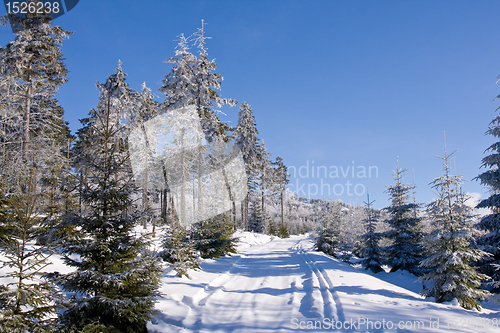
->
[149,234,500,333]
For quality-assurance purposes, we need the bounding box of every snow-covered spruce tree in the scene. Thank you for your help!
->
[317,201,354,263]
[248,196,269,233]
[160,223,200,278]
[0,169,62,332]
[193,213,238,259]
[58,64,162,333]
[474,86,500,294]
[159,23,237,246]
[419,138,490,310]
[383,159,425,275]
[273,155,290,238]
[315,200,351,260]
[359,194,384,273]
[232,102,260,230]
[159,24,236,142]
[316,211,342,258]
[71,61,136,217]
[0,12,73,245]
[0,11,70,178]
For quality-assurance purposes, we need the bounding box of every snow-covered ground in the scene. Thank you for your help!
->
[149,232,500,333]
[2,231,499,332]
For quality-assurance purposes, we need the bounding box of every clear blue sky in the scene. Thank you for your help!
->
[1,0,500,209]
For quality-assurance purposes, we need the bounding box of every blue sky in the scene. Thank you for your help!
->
[1,0,500,209]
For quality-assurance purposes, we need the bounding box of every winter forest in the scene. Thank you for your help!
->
[2,8,500,333]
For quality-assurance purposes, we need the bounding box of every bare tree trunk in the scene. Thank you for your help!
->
[262,189,265,216]
[245,193,249,231]
[240,201,244,230]
[232,200,236,230]
[79,171,83,216]
[171,192,175,227]
[281,190,284,228]
[142,180,148,229]
[162,188,168,223]
[160,189,163,221]
[180,130,185,226]
[22,81,31,163]
[198,138,203,220]
[65,138,71,214]
[2,123,5,169]
[140,123,152,228]
[193,179,196,221]
[221,167,235,229]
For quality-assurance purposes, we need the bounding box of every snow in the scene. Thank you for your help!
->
[2,232,499,332]
[148,232,500,332]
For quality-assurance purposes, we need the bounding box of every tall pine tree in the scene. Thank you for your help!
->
[0,12,70,332]
[474,83,500,294]
[0,11,71,176]
[159,23,237,255]
[232,102,260,230]
[273,155,290,238]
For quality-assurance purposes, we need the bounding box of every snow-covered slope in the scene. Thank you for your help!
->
[149,232,500,333]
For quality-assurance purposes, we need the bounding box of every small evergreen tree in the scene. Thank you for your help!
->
[193,213,238,259]
[277,224,290,239]
[359,194,384,273]
[384,159,425,275]
[160,224,200,278]
[267,221,278,237]
[58,64,162,332]
[419,137,490,310]
[316,215,342,257]
[0,170,61,333]
[316,201,351,259]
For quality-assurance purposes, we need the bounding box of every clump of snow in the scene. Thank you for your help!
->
[234,230,275,250]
